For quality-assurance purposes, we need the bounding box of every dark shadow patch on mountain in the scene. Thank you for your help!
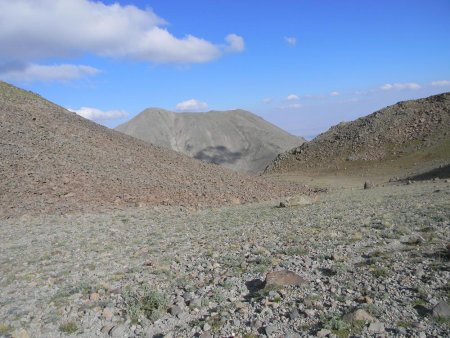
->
[194,146,242,165]
[406,164,450,181]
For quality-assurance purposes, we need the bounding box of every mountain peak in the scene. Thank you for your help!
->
[116,108,303,173]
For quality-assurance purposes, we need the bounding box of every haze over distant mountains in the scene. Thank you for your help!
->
[266,92,450,176]
[0,81,306,218]
[116,108,304,173]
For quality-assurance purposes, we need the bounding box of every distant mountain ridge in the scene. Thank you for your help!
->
[0,81,307,218]
[116,108,304,173]
[265,92,450,175]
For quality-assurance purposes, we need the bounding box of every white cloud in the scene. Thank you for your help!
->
[281,103,302,109]
[431,80,450,87]
[0,63,100,82]
[68,107,128,121]
[286,94,299,101]
[262,98,272,104]
[224,34,245,53]
[285,37,297,46]
[380,82,421,91]
[330,91,340,96]
[0,0,244,64]
[176,99,208,112]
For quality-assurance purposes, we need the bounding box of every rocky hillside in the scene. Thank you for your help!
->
[0,82,307,218]
[265,93,450,174]
[116,108,303,173]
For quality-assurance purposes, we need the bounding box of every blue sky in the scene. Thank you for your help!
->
[1,0,449,139]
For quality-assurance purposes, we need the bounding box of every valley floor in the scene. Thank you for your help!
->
[1,180,449,337]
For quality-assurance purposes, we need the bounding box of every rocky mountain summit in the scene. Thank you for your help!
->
[0,81,306,218]
[265,92,450,175]
[116,108,303,173]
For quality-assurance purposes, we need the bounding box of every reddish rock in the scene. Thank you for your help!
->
[89,292,100,301]
[265,270,306,287]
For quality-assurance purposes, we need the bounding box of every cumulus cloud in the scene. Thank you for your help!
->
[68,107,128,121]
[176,99,208,112]
[0,0,244,64]
[285,37,297,46]
[380,82,421,91]
[286,94,299,101]
[224,34,245,53]
[330,91,340,96]
[0,63,100,82]
[431,80,450,87]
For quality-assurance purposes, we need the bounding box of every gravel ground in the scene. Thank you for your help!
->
[1,179,449,338]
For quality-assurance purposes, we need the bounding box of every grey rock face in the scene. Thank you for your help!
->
[116,108,304,173]
[432,301,450,319]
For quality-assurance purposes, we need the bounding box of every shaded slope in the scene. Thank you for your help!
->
[0,82,306,218]
[265,93,450,175]
[115,108,303,173]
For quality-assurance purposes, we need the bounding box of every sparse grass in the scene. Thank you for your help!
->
[371,266,389,278]
[333,262,348,275]
[434,316,450,326]
[431,215,445,222]
[212,289,226,303]
[362,303,383,317]
[397,320,412,328]
[351,231,363,242]
[414,286,428,299]
[393,226,409,238]
[369,250,389,259]
[51,282,92,306]
[221,255,243,268]
[123,286,167,324]
[222,279,234,290]
[249,255,271,274]
[411,299,427,307]
[243,334,258,338]
[251,284,281,301]
[304,294,321,307]
[174,276,194,291]
[59,321,78,334]
[0,323,11,335]
[321,314,367,338]
[284,246,308,256]
[321,315,350,338]
[207,315,222,332]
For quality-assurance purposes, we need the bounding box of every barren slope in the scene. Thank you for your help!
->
[1,180,449,337]
[0,82,306,218]
[116,108,303,173]
[265,93,450,177]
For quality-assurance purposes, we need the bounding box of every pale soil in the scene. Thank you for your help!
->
[1,179,449,337]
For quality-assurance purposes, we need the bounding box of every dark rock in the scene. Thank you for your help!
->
[364,180,374,189]
[169,305,183,316]
[288,308,300,320]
